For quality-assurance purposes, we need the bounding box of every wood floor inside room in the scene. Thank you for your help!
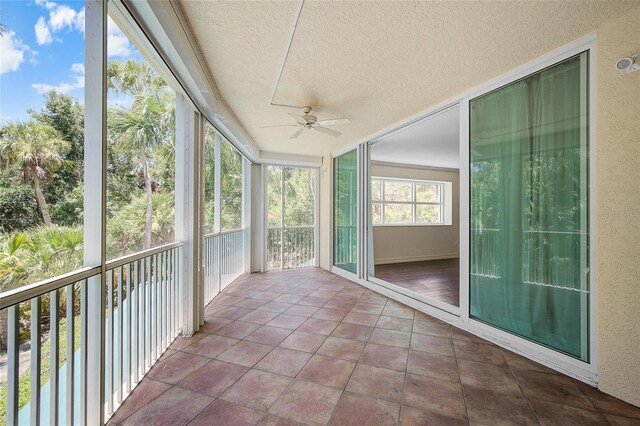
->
[374,258,460,307]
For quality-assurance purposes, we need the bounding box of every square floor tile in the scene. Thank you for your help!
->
[217,341,274,367]
[284,305,320,317]
[343,311,379,327]
[458,359,521,396]
[513,369,594,410]
[403,374,467,420]
[575,381,640,419]
[453,339,506,365]
[255,347,312,377]
[406,350,459,383]
[376,315,413,332]
[239,310,280,325]
[215,320,262,339]
[313,307,349,321]
[245,325,293,346]
[109,379,171,424]
[177,359,248,397]
[298,296,329,307]
[317,337,365,362]
[530,398,609,425]
[298,318,339,335]
[146,351,210,384]
[368,328,411,349]
[298,354,356,389]
[381,305,415,319]
[169,332,207,350]
[274,293,304,304]
[214,306,254,320]
[351,303,385,315]
[181,334,239,358]
[399,405,468,426]
[234,298,269,309]
[346,364,405,402]
[258,301,294,313]
[199,317,233,334]
[269,379,342,425]
[331,323,373,342]
[410,333,455,357]
[412,319,452,337]
[122,386,213,425]
[258,414,300,426]
[329,392,400,426]
[221,369,291,411]
[279,330,327,353]
[464,384,537,425]
[189,399,264,426]
[359,343,408,371]
[266,314,307,330]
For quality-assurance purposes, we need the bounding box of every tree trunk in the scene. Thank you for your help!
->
[32,169,53,226]
[142,149,153,249]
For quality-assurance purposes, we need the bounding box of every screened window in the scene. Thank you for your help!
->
[371,177,446,225]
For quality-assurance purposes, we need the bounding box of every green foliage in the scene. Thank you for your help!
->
[0,169,40,232]
[0,226,83,293]
[107,192,175,258]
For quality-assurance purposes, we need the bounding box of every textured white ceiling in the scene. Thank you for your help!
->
[178,1,637,157]
[371,106,460,169]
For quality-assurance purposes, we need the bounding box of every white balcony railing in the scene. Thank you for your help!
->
[266,226,315,271]
[203,229,246,306]
[0,242,183,425]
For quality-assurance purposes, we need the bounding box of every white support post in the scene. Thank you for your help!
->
[213,133,222,235]
[84,1,106,423]
[175,94,201,335]
[242,158,252,273]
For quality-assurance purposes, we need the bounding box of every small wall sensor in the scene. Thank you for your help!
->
[615,54,640,73]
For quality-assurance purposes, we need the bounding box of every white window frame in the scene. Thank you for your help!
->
[371,176,449,226]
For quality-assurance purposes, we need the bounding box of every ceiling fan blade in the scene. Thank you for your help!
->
[290,127,305,139]
[260,124,299,128]
[314,126,341,137]
[288,113,307,123]
[316,118,351,126]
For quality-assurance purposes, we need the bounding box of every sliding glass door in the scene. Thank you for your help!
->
[333,149,358,274]
[470,52,589,360]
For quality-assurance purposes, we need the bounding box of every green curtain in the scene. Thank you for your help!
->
[333,150,358,273]
[470,52,589,360]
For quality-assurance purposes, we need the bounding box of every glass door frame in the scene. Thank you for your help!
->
[262,163,320,271]
[333,33,598,383]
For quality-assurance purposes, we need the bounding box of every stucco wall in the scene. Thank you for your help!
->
[371,163,460,264]
[595,5,640,406]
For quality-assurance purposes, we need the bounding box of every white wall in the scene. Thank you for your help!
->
[371,162,460,264]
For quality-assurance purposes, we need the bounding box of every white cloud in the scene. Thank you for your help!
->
[49,4,78,32]
[35,16,53,45]
[35,0,57,10]
[107,17,132,57]
[0,31,29,75]
[32,61,85,95]
[71,63,84,74]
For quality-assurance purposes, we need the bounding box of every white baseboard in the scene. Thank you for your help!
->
[374,253,459,265]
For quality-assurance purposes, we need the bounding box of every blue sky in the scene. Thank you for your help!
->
[0,0,141,123]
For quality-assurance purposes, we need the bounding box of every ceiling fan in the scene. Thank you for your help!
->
[261,106,351,139]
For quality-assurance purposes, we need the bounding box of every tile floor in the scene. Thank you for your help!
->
[109,267,640,426]
[375,259,460,307]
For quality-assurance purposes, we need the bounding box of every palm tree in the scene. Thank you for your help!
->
[0,121,69,226]
[109,92,174,249]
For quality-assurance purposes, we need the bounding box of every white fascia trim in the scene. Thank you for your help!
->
[123,0,261,162]
[259,151,323,168]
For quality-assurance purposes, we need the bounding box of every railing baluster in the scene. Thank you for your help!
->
[7,304,19,426]
[66,284,75,426]
[125,263,131,393]
[50,289,59,426]
[80,279,87,425]
[106,270,113,415]
[117,265,124,404]
[30,296,41,426]
[140,258,146,374]
[133,260,139,383]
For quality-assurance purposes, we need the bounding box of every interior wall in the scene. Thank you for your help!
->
[371,162,460,265]
[595,4,640,406]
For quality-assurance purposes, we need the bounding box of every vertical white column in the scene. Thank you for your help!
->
[458,99,470,322]
[252,163,265,273]
[213,133,222,235]
[175,95,201,335]
[84,0,106,423]
[242,158,252,273]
